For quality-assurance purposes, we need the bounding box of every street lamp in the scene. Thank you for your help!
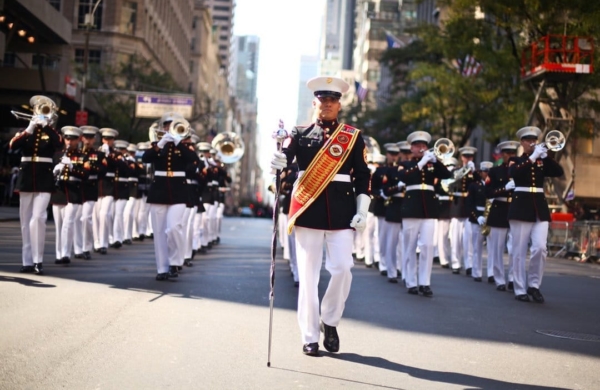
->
[81,0,103,112]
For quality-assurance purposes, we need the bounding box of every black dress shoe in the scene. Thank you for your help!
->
[355,257,365,262]
[419,286,433,297]
[61,256,71,265]
[177,266,183,271]
[155,273,169,281]
[473,277,482,282]
[466,268,472,276]
[515,294,530,302]
[93,247,100,253]
[373,261,379,269]
[216,236,220,244]
[488,276,495,284]
[302,342,319,356]
[207,242,213,249]
[452,268,460,274]
[184,259,193,267]
[433,256,440,264]
[507,281,514,291]
[168,266,179,278]
[99,247,107,255]
[496,284,506,291]
[441,264,450,269]
[54,258,62,264]
[139,234,145,241]
[320,322,339,353]
[365,263,373,268]
[19,265,35,273]
[407,287,419,295]
[132,237,141,242]
[34,263,44,275]
[148,233,153,239]
[527,287,545,303]
[191,249,197,260]
[388,278,398,284]
[294,281,299,288]
[83,251,91,260]
[198,246,207,254]
[123,239,132,245]
[380,270,388,276]
[110,241,122,249]
[74,253,84,259]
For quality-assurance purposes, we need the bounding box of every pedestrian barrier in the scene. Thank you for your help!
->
[565,221,600,261]
[547,212,574,257]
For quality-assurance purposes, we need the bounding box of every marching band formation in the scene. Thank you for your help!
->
[11,95,232,280]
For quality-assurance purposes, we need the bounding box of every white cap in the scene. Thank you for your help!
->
[517,126,542,139]
[306,76,350,98]
[137,141,152,151]
[190,134,200,144]
[480,161,493,171]
[497,140,520,151]
[407,131,432,144]
[443,157,458,166]
[373,154,386,164]
[210,148,218,155]
[100,128,119,138]
[383,143,400,153]
[397,141,411,152]
[197,142,211,152]
[459,146,477,155]
[61,126,82,137]
[160,111,184,124]
[126,143,138,152]
[80,126,99,135]
[114,140,129,149]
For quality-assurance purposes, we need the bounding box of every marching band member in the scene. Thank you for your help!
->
[485,141,520,291]
[192,146,208,255]
[270,76,370,356]
[375,143,400,275]
[363,153,384,269]
[143,113,197,280]
[110,140,131,249]
[123,143,143,245]
[134,141,152,241]
[215,155,231,244]
[397,141,413,279]
[396,131,452,296]
[449,146,478,275]
[51,126,88,265]
[466,161,492,282]
[73,126,105,260]
[436,157,457,269]
[11,95,62,275]
[197,142,216,251]
[509,126,564,303]
[181,134,202,266]
[95,128,119,255]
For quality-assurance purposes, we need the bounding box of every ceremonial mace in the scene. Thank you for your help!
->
[267,121,288,367]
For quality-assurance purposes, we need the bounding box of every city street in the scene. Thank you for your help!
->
[0,215,599,390]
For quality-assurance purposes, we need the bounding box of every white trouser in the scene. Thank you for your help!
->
[509,220,549,296]
[123,197,140,241]
[217,202,224,235]
[193,211,203,250]
[288,226,298,282]
[470,223,485,278]
[402,218,435,288]
[488,227,508,286]
[74,200,95,254]
[364,212,380,265]
[53,203,79,259]
[19,192,51,265]
[150,204,186,273]
[377,218,390,272]
[96,196,114,248]
[295,227,354,344]
[184,206,197,259]
[353,227,365,260]
[433,220,439,257]
[210,201,218,241]
[506,230,514,282]
[112,198,127,244]
[92,200,100,249]
[396,227,404,274]
[201,203,215,246]
[281,213,290,260]
[450,218,471,269]
[436,219,451,266]
[135,195,149,238]
[384,221,402,278]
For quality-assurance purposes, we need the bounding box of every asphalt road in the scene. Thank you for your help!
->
[0,217,599,390]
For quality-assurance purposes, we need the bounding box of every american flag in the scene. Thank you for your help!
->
[456,54,483,77]
[385,30,405,50]
[355,80,368,102]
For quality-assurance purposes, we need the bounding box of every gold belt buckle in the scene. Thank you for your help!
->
[420,183,427,190]
[530,187,536,193]
[32,156,39,162]
[167,171,174,177]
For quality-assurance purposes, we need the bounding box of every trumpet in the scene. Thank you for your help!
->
[148,118,191,142]
[538,130,566,152]
[211,132,245,164]
[422,138,455,160]
[12,95,58,124]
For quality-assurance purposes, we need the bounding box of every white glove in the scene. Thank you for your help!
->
[379,189,388,200]
[505,180,515,191]
[540,149,548,159]
[172,134,182,146]
[529,144,547,162]
[60,156,73,169]
[53,163,64,175]
[350,194,371,232]
[33,115,48,128]
[477,216,485,226]
[397,181,406,190]
[25,120,36,134]
[270,151,287,171]
[418,151,435,170]
[100,143,111,154]
[467,161,476,171]
[157,133,174,149]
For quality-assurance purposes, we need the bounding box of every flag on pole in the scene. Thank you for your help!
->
[565,188,575,201]
[384,30,405,50]
[355,80,368,102]
[455,54,483,76]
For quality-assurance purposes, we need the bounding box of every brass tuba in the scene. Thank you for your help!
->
[11,95,58,124]
[481,199,492,236]
[211,132,245,164]
[429,138,456,160]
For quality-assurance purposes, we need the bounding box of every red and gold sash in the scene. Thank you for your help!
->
[287,123,360,234]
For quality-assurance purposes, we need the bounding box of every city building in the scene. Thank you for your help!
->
[202,0,235,93]
[296,55,319,125]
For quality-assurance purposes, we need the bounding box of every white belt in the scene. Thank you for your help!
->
[453,192,468,197]
[21,156,53,163]
[105,172,115,177]
[438,196,450,201]
[298,171,352,183]
[392,193,404,198]
[116,178,128,182]
[187,179,199,185]
[515,187,544,193]
[68,177,81,182]
[88,175,98,180]
[406,184,434,191]
[128,177,138,182]
[494,197,508,202]
[476,206,485,211]
[155,170,185,177]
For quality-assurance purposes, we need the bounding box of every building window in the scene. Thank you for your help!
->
[119,1,137,35]
[213,16,229,21]
[47,0,61,11]
[77,0,103,30]
[75,49,102,64]
[214,6,230,11]
[3,52,16,67]
[218,45,228,51]
[32,55,58,70]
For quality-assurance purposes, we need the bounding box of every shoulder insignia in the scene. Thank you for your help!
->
[102,158,107,166]
[382,175,388,184]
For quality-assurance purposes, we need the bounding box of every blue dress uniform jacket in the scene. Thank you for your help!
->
[10,125,62,193]
[126,157,144,199]
[143,142,198,205]
[99,147,118,198]
[113,152,131,200]
[201,163,217,204]
[450,170,480,218]
[184,148,202,208]
[282,120,371,230]
[382,165,404,223]
[80,147,106,203]
[396,159,452,219]
[485,163,512,228]
[370,166,388,217]
[508,154,564,222]
[280,165,298,215]
[466,181,486,224]
[435,181,453,219]
[216,165,232,203]
[51,149,89,205]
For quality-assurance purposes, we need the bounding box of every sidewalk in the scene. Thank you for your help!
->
[0,206,19,222]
